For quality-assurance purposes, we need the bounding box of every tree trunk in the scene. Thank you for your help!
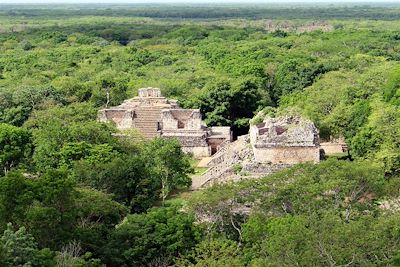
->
[105,89,110,108]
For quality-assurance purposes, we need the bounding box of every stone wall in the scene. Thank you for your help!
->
[162,133,211,158]
[161,109,202,130]
[253,146,320,164]
[161,110,179,130]
[242,162,292,174]
[250,115,320,164]
[250,116,319,147]
[210,126,232,141]
[138,87,161,97]
[99,88,232,158]
[193,115,321,189]
[320,142,347,155]
[162,133,209,147]
[98,109,134,129]
[182,146,211,159]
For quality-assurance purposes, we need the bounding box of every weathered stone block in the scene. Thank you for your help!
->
[98,88,232,159]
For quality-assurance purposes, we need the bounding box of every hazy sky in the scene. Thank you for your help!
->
[1,0,400,4]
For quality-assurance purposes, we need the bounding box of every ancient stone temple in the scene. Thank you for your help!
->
[249,116,320,164]
[98,88,232,158]
[191,114,321,189]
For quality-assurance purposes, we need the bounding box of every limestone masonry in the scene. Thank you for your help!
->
[98,88,232,158]
[191,114,321,189]
[99,88,322,189]
[249,116,320,164]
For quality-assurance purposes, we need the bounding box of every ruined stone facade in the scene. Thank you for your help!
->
[192,115,320,189]
[99,88,232,158]
[99,89,321,189]
[320,137,348,156]
[250,116,320,164]
[161,109,212,158]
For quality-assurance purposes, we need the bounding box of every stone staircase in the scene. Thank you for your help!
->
[191,135,293,189]
[191,136,253,189]
[206,140,231,167]
[133,106,164,139]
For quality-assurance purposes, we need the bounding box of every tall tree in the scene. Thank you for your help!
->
[143,138,193,205]
[0,123,32,175]
[1,223,39,267]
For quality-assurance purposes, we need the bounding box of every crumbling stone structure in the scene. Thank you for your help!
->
[320,137,348,155]
[250,116,320,164]
[192,114,320,189]
[99,88,232,158]
[161,109,211,158]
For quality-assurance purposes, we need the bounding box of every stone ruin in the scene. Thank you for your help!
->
[250,116,320,164]
[99,88,322,189]
[320,137,348,156]
[98,88,232,158]
[191,114,321,189]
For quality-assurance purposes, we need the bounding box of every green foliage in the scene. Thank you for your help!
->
[20,40,33,51]
[0,172,34,228]
[25,170,78,248]
[280,57,400,173]
[0,224,55,267]
[176,238,243,267]
[73,188,128,254]
[242,212,400,266]
[54,242,105,267]
[0,123,32,175]
[0,86,62,126]
[0,171,126,256]
[188,159,400,266]
[90,72,128,108]
[197,78,269,136]
[72,138,193,212]
[273,58,326,100]
[142,138,193,204]
[232,164,242,174]
[351,99,400,174]
[59,142,120,168]
[104,204,201,266]
[190,159,386,223]
[1,223,39,267]
[384,65,400,105]
[250,107,276,125]
[1,5,400,266]
[25,103,116,172]
[165,26,209,45]
[73,154,158,212]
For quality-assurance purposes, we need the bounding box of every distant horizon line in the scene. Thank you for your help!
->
[2,1,400,5]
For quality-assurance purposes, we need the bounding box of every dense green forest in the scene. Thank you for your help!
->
[0,3,400,266]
